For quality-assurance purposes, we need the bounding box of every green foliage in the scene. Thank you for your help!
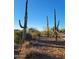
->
[28,28,41,39]
[26,33,32,40]
[14,30,23,44]
[41,28,53,37]
[59,28,65,33]
[14,29,32,44]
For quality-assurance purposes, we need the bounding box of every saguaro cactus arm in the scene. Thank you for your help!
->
[19,19,24,28]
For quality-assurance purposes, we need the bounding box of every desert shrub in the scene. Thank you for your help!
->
[14,30,22,44]
[59,28,65,33]
[25,51,65,59]
[28,28,41,39]
[26,33,32,41]
[25,52,53,59]
[14,29,32,44]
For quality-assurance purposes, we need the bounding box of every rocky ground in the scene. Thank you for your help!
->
[14,37,65,59]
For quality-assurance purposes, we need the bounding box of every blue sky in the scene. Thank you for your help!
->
[14,0,65,31]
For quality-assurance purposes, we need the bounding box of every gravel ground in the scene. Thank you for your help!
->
[15,37,65,59]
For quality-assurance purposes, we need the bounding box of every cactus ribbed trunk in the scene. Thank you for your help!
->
[19,0,28,40]
[54,9,57,41]
[54,9,56,32]
[46,16,49,37]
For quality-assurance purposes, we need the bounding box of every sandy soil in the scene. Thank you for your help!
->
[14,37,65,59]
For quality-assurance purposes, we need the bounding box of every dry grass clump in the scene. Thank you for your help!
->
[25,51,54,59]
[25,49,65,59]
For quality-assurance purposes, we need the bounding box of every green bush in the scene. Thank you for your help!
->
[14,30,22,44]
[59,28,65,33]
[28,28,41,39]
[26,33,32,41]
[14,30,32,44]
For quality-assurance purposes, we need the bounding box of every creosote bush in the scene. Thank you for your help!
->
[14,30,22,44]
[14,30,32,44]
[28,28,41,39]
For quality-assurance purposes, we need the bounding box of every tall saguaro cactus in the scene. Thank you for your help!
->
[46,16,49,37]
[53,8,57,41]
[19,0,28,40]
[54,8,56,32]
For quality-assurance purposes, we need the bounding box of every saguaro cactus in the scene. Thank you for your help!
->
[54,9,56,32]
[46,16,49,37]
[19,0,28,40]
[53,8,57,41]
[57,20,60,32]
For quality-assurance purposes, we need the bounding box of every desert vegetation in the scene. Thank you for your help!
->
[14,0,65,59]
[14,28,65,59]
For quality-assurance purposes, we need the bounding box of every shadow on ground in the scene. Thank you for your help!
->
[32,38,65,45]
[31,38,65,48]
[32,43,65,48]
